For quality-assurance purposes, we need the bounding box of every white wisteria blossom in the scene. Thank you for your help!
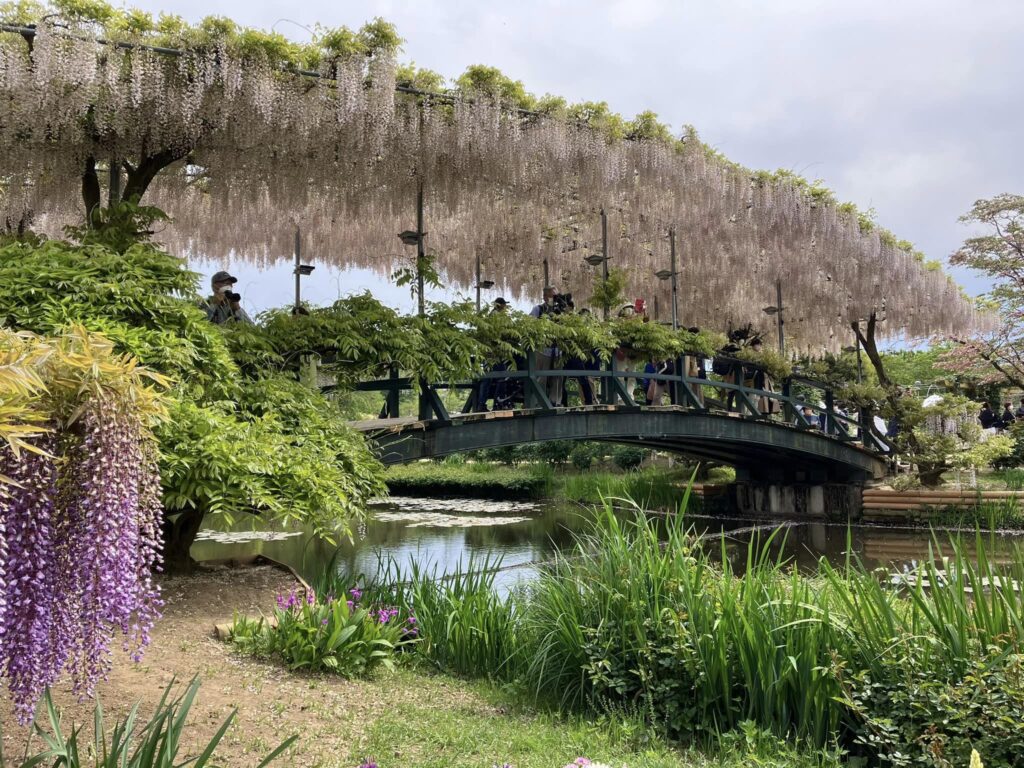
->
[0,8,987,350]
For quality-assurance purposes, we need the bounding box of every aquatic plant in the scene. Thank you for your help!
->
[378,554,520,678]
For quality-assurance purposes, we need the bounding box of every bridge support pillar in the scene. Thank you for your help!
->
[732,481,863,520]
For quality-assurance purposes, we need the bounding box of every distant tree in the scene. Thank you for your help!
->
[943,194,1024,388]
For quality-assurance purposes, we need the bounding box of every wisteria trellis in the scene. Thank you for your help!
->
[0,17,985,349]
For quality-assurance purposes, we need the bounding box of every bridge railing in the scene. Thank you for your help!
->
[348,352,893,454]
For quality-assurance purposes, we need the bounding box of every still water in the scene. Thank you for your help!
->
[190,496,1024,591]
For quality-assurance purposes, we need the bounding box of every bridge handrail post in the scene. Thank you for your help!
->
[672,355,683,407]
[677,356,704,410]
[601,354,615,405]
[781,378,794,423]
[417,376,431,421]
[523,350,554,411]
[858,404,871,443]
[379,365,400,419]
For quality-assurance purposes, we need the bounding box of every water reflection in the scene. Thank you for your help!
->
[191,496,1024,591]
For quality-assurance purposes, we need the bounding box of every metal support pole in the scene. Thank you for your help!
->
[855,334,863,383]
[416,181,425,318]
[475,251,482,312]
[775,278,785,356]
[669,226,679,331]
[600,208,609,320]
[293,226,301,312]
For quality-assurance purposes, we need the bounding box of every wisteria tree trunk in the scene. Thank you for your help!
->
[161,507,205,574]
[81,149,190,226]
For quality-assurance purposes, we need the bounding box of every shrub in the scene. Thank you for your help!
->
[570,442,600,471]
[610,445,646,471]
[847,651,1024,767]
[384,462,552,499]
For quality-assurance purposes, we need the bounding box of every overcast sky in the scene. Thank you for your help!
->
[128,0,1024,315]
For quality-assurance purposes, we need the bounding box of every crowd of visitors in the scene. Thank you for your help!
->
[470,290,797,422]
[978,399,1024,431]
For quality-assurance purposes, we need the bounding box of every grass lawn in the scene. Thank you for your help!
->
[354,670,840,768]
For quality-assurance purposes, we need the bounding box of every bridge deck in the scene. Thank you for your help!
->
[350,404,887,481]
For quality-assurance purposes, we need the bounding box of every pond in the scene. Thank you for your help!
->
[191,495,1024,592]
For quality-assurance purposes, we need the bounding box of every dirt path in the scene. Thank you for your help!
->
[1,565,488,768]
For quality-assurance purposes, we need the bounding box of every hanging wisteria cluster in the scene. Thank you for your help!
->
[0,329,164,722]
[0,12,987,349]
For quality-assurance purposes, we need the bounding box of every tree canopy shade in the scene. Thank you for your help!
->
[0,2,987,350]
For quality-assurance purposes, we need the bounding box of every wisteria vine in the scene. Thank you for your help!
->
[0,331,165,723]
[0,11,988,349]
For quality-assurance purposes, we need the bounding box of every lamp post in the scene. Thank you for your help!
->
[474,252,495,311]
[584,208,612,319]
[654,226,680,331]
[293,226,315,313]
[397,181,428,318]
[846,318,873,383]
[761,278,785,355]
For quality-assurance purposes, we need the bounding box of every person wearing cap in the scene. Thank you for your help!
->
[530,287,564,406]
[474,297,512,411]
[201,270,252,325]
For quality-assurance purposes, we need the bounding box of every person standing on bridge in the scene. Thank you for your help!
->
[200,271,252,325]
[530,287,564,406]
[476,298,512,411]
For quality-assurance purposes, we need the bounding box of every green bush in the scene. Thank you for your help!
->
[0,236,386,568]
[847,650,1024,767]
[995,422,1024,469]
[610,445,646,471]
[231,586,415,675]
[570,442,600,470]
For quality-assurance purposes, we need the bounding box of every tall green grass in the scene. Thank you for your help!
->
[315,551,520,679]
[558,468,686,509]
[517,500,1024,752]
[388,555,521,678]
[1001,467,1024,490]
[311,491,1024,762]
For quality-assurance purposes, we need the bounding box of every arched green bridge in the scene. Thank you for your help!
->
[343,356,890,487]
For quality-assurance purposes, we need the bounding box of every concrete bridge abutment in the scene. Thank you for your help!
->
[731,480,863,520]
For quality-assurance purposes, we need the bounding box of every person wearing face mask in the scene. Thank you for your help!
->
[201,270,252,325]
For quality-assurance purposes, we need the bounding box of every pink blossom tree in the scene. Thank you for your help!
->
[943,194,1024,388]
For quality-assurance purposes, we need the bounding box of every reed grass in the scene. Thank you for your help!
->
[517,500,1024,751]
[312,488,1024,761]
[557,468,685,509]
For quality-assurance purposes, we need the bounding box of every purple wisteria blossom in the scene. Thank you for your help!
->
[0,398,163,723]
